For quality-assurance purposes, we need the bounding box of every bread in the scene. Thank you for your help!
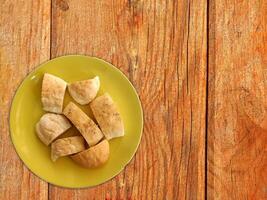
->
[90,93,124,140]
[51,136,86,161]
[41,73,67,113]
[36,113,71,145]
[63,102,103,146]
[71,139,109,168]
[68,76,100,105]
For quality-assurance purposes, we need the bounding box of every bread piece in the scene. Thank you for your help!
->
[68,76,100,105]
[51,136,86,161]
[90,93,124,140]
[36,113,71,145]
[63,102,103,146]
[41,73,67,113]
[71,139,109,168]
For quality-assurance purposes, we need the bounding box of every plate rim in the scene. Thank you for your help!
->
[9,54,144,188]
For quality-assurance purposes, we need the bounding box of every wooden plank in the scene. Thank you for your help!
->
[0,0,50,199]
[50,0,207,199]
[208,0,267,199]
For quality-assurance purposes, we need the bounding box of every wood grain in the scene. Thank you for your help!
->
[208,0,267,199]
[2,0,267,199]
[0,0,50,199]
[49,0,207,199]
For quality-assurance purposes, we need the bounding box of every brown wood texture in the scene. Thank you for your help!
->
[208,0,267,199]
[2,0,267,199]
[0,0,50,199]
[49,0,207,199]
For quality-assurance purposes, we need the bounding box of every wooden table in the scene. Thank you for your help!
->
[0,0,266,199]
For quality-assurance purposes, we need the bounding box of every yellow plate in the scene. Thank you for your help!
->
[10,55,143,188]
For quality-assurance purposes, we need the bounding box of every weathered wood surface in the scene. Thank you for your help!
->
[0,0,50,199]
[208,0,267,199]
[49,0,207,199]
[2,0,266,199]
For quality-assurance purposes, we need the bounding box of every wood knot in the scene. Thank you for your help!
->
[128,0,141,7]
[128,0,143,27]
[56,0,69,11]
